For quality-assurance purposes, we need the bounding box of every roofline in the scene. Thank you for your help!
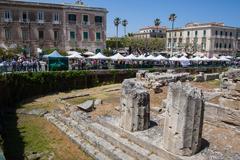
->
[0,0,108,13]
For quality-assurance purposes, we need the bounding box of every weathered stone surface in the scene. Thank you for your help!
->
[77,100,94,112]
[94,99,103,106]
[219,97,240,110]
[204,73,220,81]
[163,81,204,156]
[136,70,149,80]
[225,68,240,80]
[119,79,150,132]
[152,82,163,93]
[194,72,204,82]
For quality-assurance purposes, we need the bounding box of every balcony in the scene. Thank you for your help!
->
[82,21,90,26]
[19,19,30,24]
[95,22,103,26]
[2,18,12,23]
[37,20,45,24]
[52,21,61,25]
[68,20,76,25]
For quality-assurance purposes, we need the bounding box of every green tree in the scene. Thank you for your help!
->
[122,19,128,37]
[154,18,161,27]
[114,17,121,49]
[169,13,177,56]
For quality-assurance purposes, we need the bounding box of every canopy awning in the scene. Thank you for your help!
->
[201,56,209,61]
[124,54,138,60]
[178,56,190,62]
[146,55,156,61]
[210,56,220,61]
[88,52,109,60]
[220,56,231,61]
[156,55,168,61]
[83,51,95,56]
[110,53,125,60]
[137,55,146,60]
[67,51,82,55]
[169,56,179,61]
[191,56,202,61]
[43,50,65,58]
[67,53,84,59]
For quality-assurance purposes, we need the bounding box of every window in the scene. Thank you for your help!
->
[224,43,227,48]
[53,12,59,22]
[220,31,223,36]
[22,11,28,22]
[169,33,171,37]
[83,15,88,24]
[230,32,232,37]
[195,31,198,37]
[187,31,190,37]
[229,43,231,49]
[70,31,76,40]
[95,16,102,23]
[83,32,88,40]
[215,31,218,36]
[4,10,11,20]
[219,43,222,48]
[68,14,76,22]
[5,29,11,40]
[174,32,176,37]
[215,43,218,48]
[54,31,59,41]
[38,30,44,40]
[22,30,28,40]
[203,30,206,37]
[96,32,101,41]
[37,11,44,21]
[180,32,182,37]
[225,32,228,37]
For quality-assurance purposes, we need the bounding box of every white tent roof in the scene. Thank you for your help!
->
[0,43,8,50]
[191,56,202,61]
[201,56,209,61]
[146,55,156,61]
[210,56,219,61]
[156,55,168,61]
[169,56,179,61]
[37,48,42,53]
[178,56,190,62]
[110,53,125,60]
[67,51,82,55]
[124,54,138,60]
[67,53,84,59]
[89,52,109,60]
[83,51,95,56]
[137,55,146,60]
[220,56,231,61]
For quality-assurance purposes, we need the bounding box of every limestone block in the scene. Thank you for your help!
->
[77,100,94,112]
[119,79,150,132]
[204,73,220,81]
[136,70,149,80]
[163,81,204,156]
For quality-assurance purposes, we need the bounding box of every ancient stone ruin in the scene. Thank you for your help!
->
[163,82,204,156]
[119,79,150,132]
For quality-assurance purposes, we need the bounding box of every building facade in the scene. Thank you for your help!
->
[166,22,240,56]
[133,26,167,39]
[0,0,108,56]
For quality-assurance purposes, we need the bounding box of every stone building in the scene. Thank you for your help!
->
[166,22,240,57]
[133,26,167,39]
[0,0,108,56]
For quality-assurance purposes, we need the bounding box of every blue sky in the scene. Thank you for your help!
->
[24,0,240,37]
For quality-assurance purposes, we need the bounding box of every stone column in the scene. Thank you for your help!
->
[120,79,150,132]
[163,82,204,156]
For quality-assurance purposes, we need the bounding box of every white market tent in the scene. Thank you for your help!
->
[67,51,82,55]
[219,56,231,61]
[191,56,202,61]
[156,55,168,61]
[169,56,179,61]
[178,56,190,62]
[43,50,65,58]
[194,52,205,57]
[37,48,42,53]
[124,54,138,60]
[210,56,220,61]
[83,51,95,56]
[146,55,156,61]
[0,43,8,50]
[137,55,146,60]
[88,52,109,60]
[67,53,84,59]
[110,53,125,60]
[201,56,209,61]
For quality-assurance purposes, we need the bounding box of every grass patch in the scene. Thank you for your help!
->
[207,80,220,88]
[2,114,92,160]
[66,96,96,105]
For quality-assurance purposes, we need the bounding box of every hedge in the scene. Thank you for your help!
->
[0,70,137,110]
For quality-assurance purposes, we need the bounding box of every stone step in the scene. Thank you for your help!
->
[97,118,182,160]
[49,113,135,160]
[44,114,111,160]
[89,122,161,160]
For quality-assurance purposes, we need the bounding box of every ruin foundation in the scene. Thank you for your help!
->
[163,81,205,156]
[119,79,150,132]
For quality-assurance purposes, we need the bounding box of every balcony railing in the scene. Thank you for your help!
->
[82,21,90,25]
[2,18,13,23]
[95,22,103,26]
[37,20,45,24]
[19,19,30,23]
[52,21,61,25]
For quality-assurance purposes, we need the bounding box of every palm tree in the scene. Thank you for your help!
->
[169,13,177,56]
[122,19,128,37]
[154,18,161,38]
[114,17,121,49]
